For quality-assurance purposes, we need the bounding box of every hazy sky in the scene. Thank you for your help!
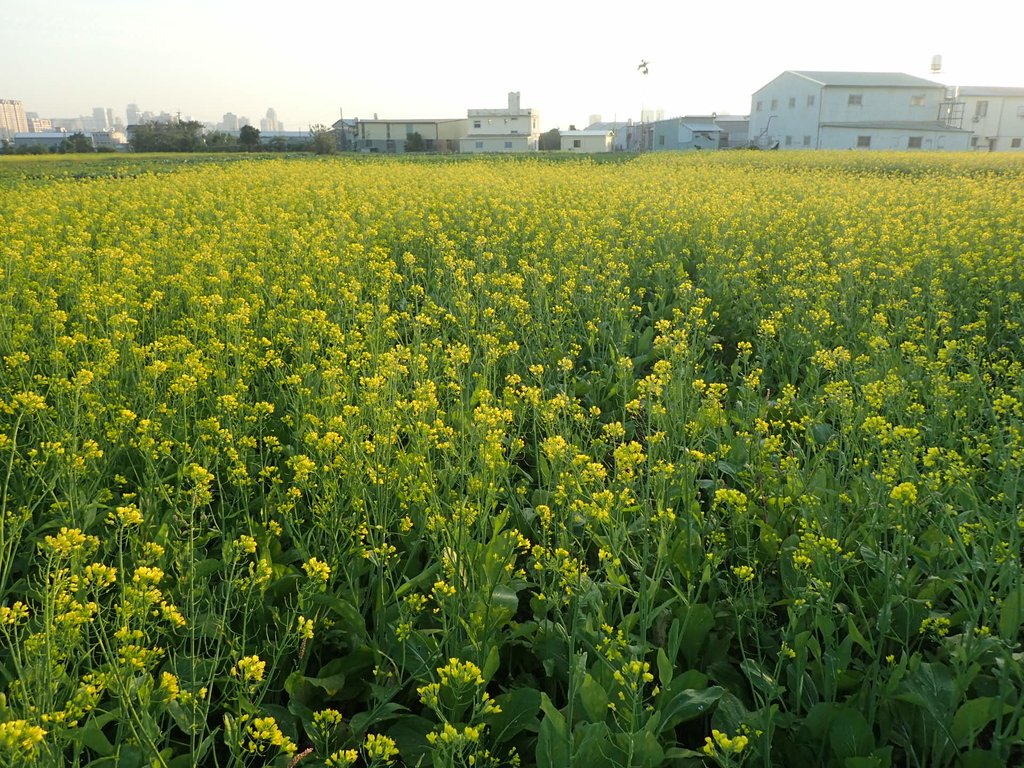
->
[3,0,1022,131]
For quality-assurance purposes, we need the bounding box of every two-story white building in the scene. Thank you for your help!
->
[940,86,1024,152]
[749,71,971,151]
[459,92,539,153]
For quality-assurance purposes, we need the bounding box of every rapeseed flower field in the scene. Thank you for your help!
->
[0,151,1022,767]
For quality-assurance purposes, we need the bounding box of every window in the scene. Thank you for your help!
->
[856,135,871,148]
[573,139,581,148]
[788,97,796,108]
[803,135,812,147]
[908,136,923,148]
[975,100,988,118]
[504,141,513,149]
[473,120,481,129]
[910,95,926,106]
[770,99,778,110]
[406,123,415,135]
[848,94,863,106]
[971,136,978,147]
[1013,138,1022,148]
[807,94,816,107]
[658,135,665,146]
[785,135,792,146]
[1018,107,1024,118]
[756,100,763,112]
[475,141,483,149]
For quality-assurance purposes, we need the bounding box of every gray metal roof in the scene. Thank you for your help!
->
[820,120,972,132]
[791,71,944,88]
[680,122,722,132]
[953,85,1024,97]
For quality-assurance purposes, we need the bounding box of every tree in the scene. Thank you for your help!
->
[238,125,261,152]
[539,128,561,151]
[129,120,203,152]
[60,132,95,153]
[404,132,425,153]
[309,123,335,155]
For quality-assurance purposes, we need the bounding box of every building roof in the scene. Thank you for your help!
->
[791,71,944,88]
[562,130,614,137]
[355,118,464,125]
[461,134,531,140]
[13,132,68,139]
[586,121,631,130]
[680,121,722,132]
[953,85,1024,97]
[820,120,972,132]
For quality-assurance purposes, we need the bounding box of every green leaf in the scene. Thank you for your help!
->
[386,715,435,763]
[481,645,501,684]
[656,648,673,689]
[844,757,886,768]
[617,730,665,768]
[311,592,367,639]
[579,674,610,723]
[78,717,115,757]
[828,706,874,760]
[490,584,520,613]
[998,585,1024,640]
[952,697,1011,747]
[115,745,145,768]
[537,693,570,768]
[959,749,1005,768]
[741,658,784,699]
[489,687,541,745]
[574,722,616,768]
[657,685,723,730]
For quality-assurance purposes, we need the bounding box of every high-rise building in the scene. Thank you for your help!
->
[260,107,282,132]
[221,112,239,132]
[126,103,139,125]
[92,107,110,131]
[1,99,29,140]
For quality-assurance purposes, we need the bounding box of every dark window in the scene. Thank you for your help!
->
[856,135,871,148]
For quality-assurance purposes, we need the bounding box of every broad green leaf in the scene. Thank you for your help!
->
[489,687,541,745]
[579,674,610,723]
[574,722,616,768]
[537,693,570,768]
[658,685,723,730]
[952,697,1011,746]
[998,585,1024,640]
[656,647,673,689]
[959,749,1005,768]
[828,706,874,760]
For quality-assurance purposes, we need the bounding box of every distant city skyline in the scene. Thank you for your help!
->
[3,0,1022,133]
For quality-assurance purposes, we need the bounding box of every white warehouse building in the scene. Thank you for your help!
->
[749,71,971,151]
[942,86,1024,152]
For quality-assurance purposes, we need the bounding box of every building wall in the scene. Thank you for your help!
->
[750,73,946,149]
[818,126,970,151]
[459,136,531,153]
[958,95,1024,151]
[1,99,29,140]
[560,134,612,152]
[466,112,538,138]
[749,72,822,148]
[819,86,943,125]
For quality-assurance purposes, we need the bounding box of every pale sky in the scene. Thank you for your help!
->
[3,0,1022,131]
